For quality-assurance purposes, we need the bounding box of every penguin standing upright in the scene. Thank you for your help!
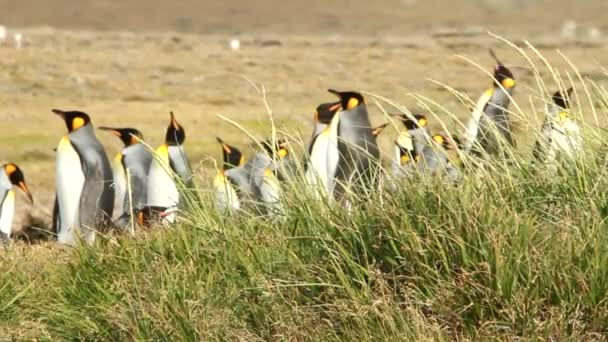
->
[52,109,114,245]
[165,112,193,188]
[305,101,341,196]
[327,89,380,199]
[462,50,516,157]
[0,163,33,241]
[147,112,193,223]
[533,88,582,163]
[99,127,153,226]
[214,137,244,212]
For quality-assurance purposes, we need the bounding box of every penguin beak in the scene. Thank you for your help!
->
[18,181,33,204]
[99,127,122,137]
[329,102,342,112]
[52,109,65,118]
[170,111,179,130]
[216,137,232,154]
[371,123,389,137]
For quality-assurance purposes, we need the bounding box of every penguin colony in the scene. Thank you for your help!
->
[1,50,583,245]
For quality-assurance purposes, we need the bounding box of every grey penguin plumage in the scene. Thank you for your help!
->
[0,163,33,241]
[99,127,153,227]
[327,89,380,199]
[462,50,516,157]
[52,109,114,245]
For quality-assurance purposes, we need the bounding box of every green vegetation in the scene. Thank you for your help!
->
[2,40,608,340]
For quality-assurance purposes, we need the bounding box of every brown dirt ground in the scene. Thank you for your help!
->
[0,1,607,233]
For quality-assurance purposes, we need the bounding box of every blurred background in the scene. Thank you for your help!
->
[0,0,607,36]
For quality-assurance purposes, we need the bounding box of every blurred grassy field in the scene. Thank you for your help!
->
[1,29,607,229]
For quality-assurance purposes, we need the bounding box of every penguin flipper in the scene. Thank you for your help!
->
[79,167,112,236]
[51,195,60,235]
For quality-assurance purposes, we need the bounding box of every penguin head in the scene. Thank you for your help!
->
[52,109,91,132]
[327,89,365,111]
[489,49,516,90]
[552,87,574,110]
[216,137,244,170]
[391,113,428,131]
[432,133,461,151]
[398,145,417,165]
[165,111,185,146]
[3,163,33,203]
[99,127,144,147]
[262,139,289,160]
[314,101,342,124]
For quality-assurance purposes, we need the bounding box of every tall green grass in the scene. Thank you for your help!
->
[1,38,608,340]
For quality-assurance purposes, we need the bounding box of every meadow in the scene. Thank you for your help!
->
[1,27,608,339]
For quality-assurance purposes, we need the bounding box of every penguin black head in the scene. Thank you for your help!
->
[489,49,516,90]
[552,87,574,109]
[315,101,341,124]
[261,139,289,160]
[391,113,428,130]
[216,137,244,170]
[165,112,185,146]
[99,127,144,147]
[52,109,91,133]
[3,163,33,203]
[328,89,365,111]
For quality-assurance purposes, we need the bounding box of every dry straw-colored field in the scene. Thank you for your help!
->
[1,27,607,232]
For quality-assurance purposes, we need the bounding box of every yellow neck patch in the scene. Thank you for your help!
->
[239,156,245,166]
[278,148,288,159]
[501,78,516,89]
[5,164,16,175]
[400,154,410,165]
[558,111,569,122]
[432,135,444,145]
[72,117,86,131]
[346,98,359,110]
[418,118,428,127]
[130,135,140,145]
[156,144,169,158]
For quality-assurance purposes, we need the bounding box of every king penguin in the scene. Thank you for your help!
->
[462,50,516,157]
[0,163,33,241]
[327,89,380,199]
[99,127,153,226]
[305,101,342,196]
[533,88,582,163]
[390,113,430,156]
[165,112,194,188]
[214,137,244,212]
[418,132,462,181]
[52,109,114,245]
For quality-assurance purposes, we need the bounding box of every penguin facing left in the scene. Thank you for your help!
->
[52,109,114,245]
[327,89,380,199]
[0,163,33,241]
[99,127,153,226]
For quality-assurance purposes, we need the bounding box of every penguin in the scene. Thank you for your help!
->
[391,131,419,180]
[214,137,244,212]
[52,109,114,245]
[462,50,516,157]
[327,89,380,199]
[146,112,192,223]
[418,133,462,181]
[99,127,153,226]
[262,138,295,182]
[305,101,342,196]
[390,113,430,156]
[0,163,33,241]
[533,88,582,163]
[165,112,194,188]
